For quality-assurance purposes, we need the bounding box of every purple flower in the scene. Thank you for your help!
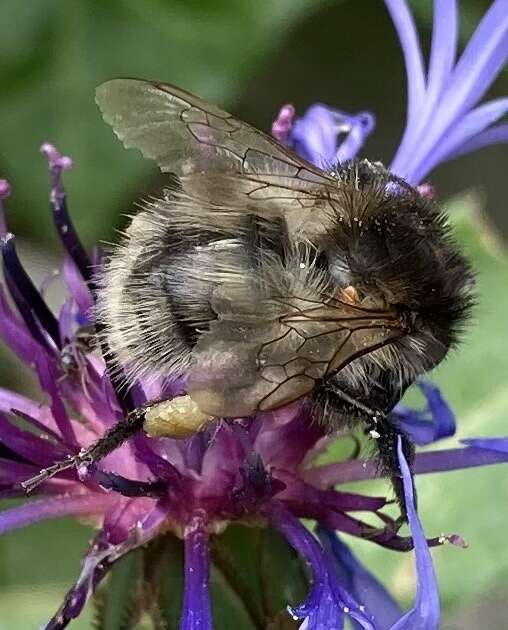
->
[0,2,507,629]
[277,0,508,186]
[318,529,403,629]
[387,0,508,185]
[0,152,427,628]
[273,104,375,169]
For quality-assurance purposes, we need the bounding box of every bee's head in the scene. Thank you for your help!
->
[325,160,474,389]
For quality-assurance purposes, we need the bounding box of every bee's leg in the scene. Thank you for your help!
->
[326,386,415,519]
[21,396,215,494]
[21,407,147,494]
[366,414,415,520]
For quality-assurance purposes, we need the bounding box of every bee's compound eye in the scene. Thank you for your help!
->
[143,396,213,439]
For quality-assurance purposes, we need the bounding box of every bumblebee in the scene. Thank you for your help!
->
[22,80,474,507]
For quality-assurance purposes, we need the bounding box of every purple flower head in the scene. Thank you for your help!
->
[0,152,479,630]
[0,2,507,629]
[282,0,508,186]
[273,103,375,168]
[0,154,412,627]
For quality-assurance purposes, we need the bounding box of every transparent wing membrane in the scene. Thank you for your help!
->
[96,79,331,182]
[188,294,404,418]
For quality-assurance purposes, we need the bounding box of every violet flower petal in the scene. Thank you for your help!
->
[304,442,508,488]
[0,388,58,435]
[0,285,44,364]
[318,528,402,630]
[335,112,376,164]
[289,503,372,540]
[276,472,386,512]
[267,502,375,630]
[185,430,210,474]
[0,413,70,465]
[439,0,508,126]
[416,97,508,179]
[448,122,508,158]
[34,350,77,445]
[290,105,375,168]
[255,408,324,471]
[394,381,455,445]
[390,437,439,630]
[100,495,159,545]
[58,297,74,343]
[0,180,10,199]
[437,97,508,158]
[0,458,41,484]
[426,0,458,111]
[392,0,458,161]
[0,494,116,535]
[384,0,425,137]
[291,105,343,167]
[3,261,54,352]
[138,434,187,476]
[272,104,295,145]
[181,514,212,630]
[1,233,61,348]
[10,408,63,445]
[59,381,113,438]
[200,423,244,490]
[43,500,168,630]
[41,143,93,285]
[415,444,508,474]
[388,0,508,184]
[62,256,94,319]
[461,437,508,453]
[133,435,183,485]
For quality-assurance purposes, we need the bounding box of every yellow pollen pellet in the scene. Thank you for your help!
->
[144,395,213,439]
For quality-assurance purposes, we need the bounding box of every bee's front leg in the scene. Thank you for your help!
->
[366,415,416,520]
[21,407,147,493]
[21,396,214,494]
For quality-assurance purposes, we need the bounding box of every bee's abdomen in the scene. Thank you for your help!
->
[96,201,289,385]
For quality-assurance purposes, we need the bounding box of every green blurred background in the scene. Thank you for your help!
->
[0,0,507,628]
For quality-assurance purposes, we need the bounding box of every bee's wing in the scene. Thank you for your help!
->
[95,78,333,185]
[187,292,405,419]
